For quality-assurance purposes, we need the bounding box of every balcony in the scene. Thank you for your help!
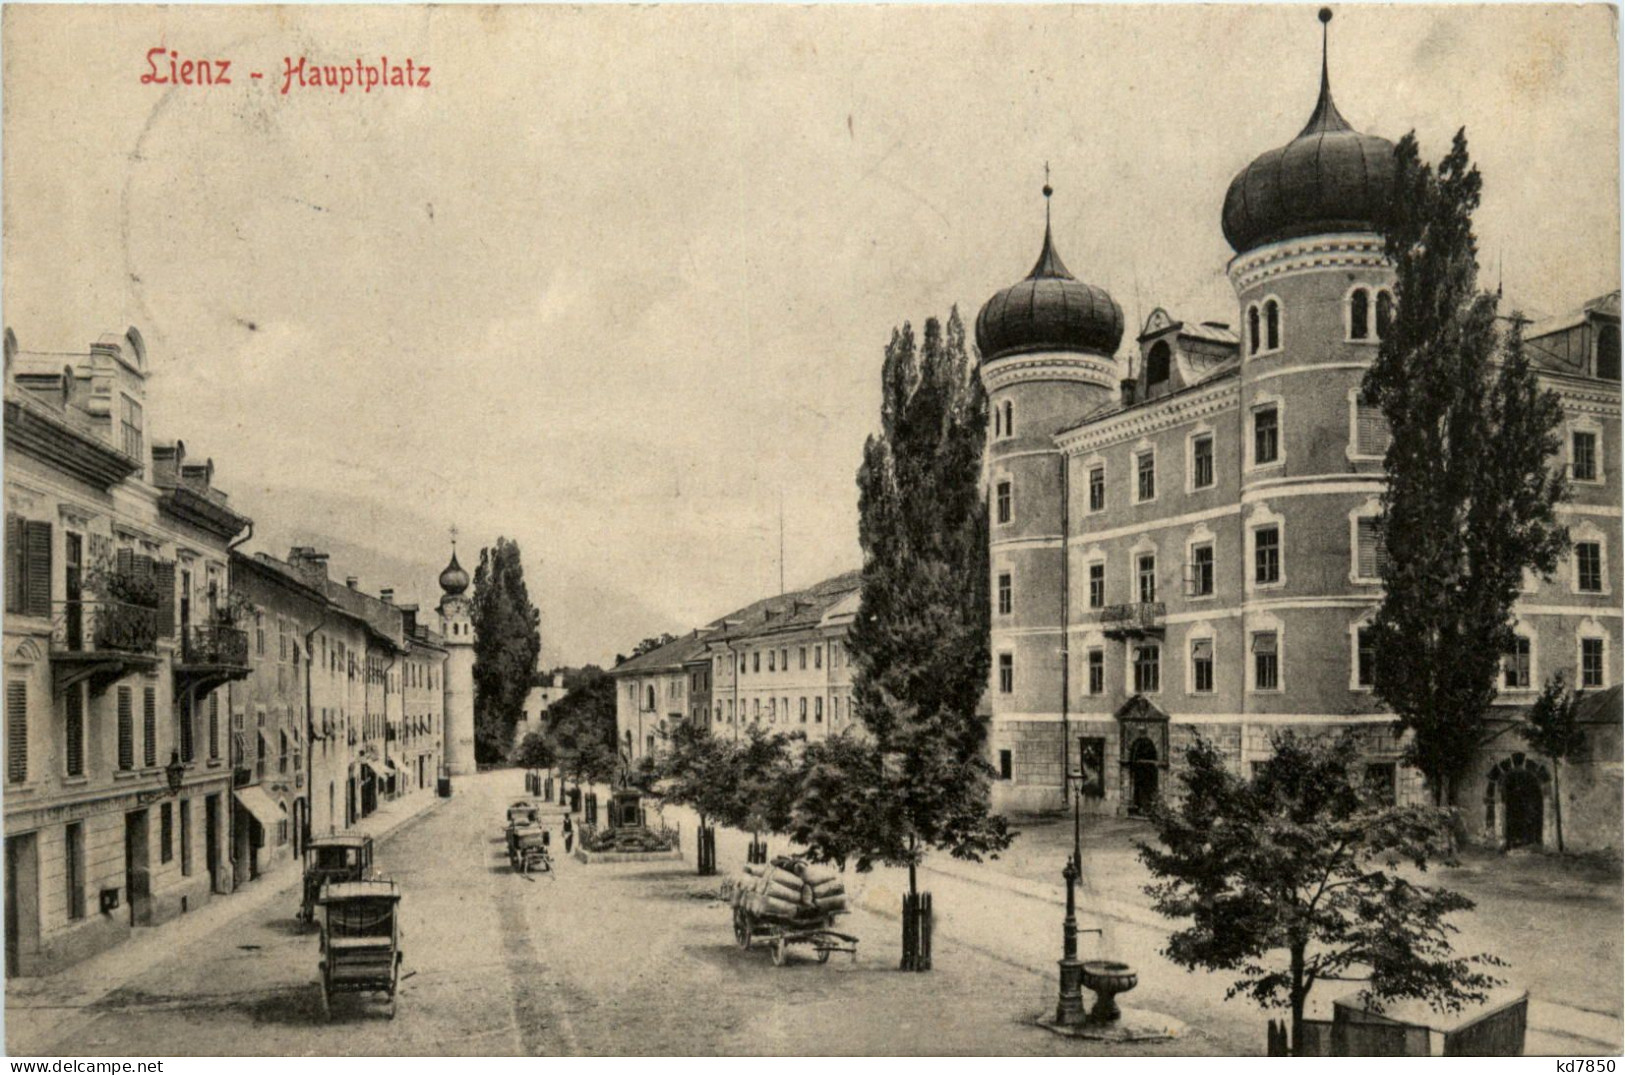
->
[50,600,160,693]
[1099,602,1167,639]
[174,622,251,697]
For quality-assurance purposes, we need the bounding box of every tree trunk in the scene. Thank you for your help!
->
[1553,760,1565,853]
[1289,945,1307,1058]
[907,832,918,898]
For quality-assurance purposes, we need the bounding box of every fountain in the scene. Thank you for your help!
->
[1080,960,1138,1023]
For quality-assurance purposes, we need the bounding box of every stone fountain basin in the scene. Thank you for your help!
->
[1081,960,1138,995]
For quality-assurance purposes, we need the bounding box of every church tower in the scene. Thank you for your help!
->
[978,180,1124,811]
[437,540,478,776]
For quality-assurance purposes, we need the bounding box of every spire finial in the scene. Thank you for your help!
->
[449,523,458,550]
[1043,161,1053,228]
[1319,8,1332,95]
[1298,7,1350,137]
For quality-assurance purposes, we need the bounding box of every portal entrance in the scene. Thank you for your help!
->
[1504,769,1544,848]
[1129,738,1160,816]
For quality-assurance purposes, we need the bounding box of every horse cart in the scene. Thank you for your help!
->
[299,834,374,924]
[316,879,403,1019]
[508,825,553,875]
[728,856,858,967]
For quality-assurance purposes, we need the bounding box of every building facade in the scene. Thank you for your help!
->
[980,34,1622,852]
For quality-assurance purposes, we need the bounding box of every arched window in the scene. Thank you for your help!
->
[1375,290,1395,340]
[1264,299,1281,351]
[993,407,1001,438]
[1349,288,1370,340]
[1003,400,1014,437]
[1597,324,1620,380]
[1247,305,1261,356]
[645,686,655,710]
[1147,341,1171,384]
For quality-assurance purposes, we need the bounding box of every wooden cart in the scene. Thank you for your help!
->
[299,835,374,924]
[731,905,858,967]
[508,825,552,875]
[317,880,403,1019]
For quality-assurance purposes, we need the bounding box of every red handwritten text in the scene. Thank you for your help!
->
[281,56,430,95]
[142,47,232,86]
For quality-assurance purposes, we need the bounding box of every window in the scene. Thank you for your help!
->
[120,394,144,463]
[1192,435,1214,490]
[1376,290,1395,340]
[1188,543,1214,597]
[1253,406,1279,465]
[6,681,26,785]
[160,803,173,864]
[753,652,760,674]
[1138,554,1157,604]
[143,687,157,768]
[1349,287,1370,340]
[255,613,266,657]
[1133,644,1161,693]
[1264,298,1281,351]
[767,650,775,672]
[64,683,84,777]
[1247,304,1261,355]
[180,694,195,764]
[1191,638,1214,693]
[799,698,808,723]
[1003,400,1014,438]
[998,653,1014,694]
[1136,451,1156,502]
[1577,542,1604,592]
[997,572,1013,616]
[1573,431,1599,482]
[799,647,807,670]
[815,697,823,722]
[1355,394,1390,457]
[1364,763,1396,806]
[1504,636,1531,690]
[998,750,1013,780]
[65,822,86,920]
[1088,466,1105,512]
[1582,637,1606,689]
[1355,517,1389,581]
[5,515,52,617]
[1087,649,1104,695]
[1253,632,1279,691]
[1255,527,1281,586]
[780,649,788,670]
[1147,341,1171,384]
[1598,324,1621,380]
[1356,627,1377,688]
[814,646,822,670]
[117,686,134,771]
[753,699,760,720]
[1088,563,1105,609]
[180,801,193,876]
[996,481,1013,524]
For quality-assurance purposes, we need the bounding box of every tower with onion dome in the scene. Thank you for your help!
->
[978,178,1124,811]
[437,537,478,776]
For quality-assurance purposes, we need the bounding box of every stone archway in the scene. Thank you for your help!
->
[1484,753,1553,850]
[1128,737,1160,816]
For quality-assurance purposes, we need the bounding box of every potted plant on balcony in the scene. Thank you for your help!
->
[83,556,161,652]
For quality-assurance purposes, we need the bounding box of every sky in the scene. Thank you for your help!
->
[3,4,1618,667]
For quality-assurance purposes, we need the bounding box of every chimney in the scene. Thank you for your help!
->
[287,547,330,585]
[346,576,359,590]
[380,588,395,604]
[1120,378,1138,407]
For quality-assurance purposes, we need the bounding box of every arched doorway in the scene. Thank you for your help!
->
[1129,738,1159,815]
[1504,769,1544,848]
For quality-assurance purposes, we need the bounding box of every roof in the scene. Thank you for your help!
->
[319,880,401,902]
[610,630,714,676]
[1575,685,1622,725]
[309,834,372,848]
[1527,289,1622,341]
[1060,363,1242,435]
[241,551,405,648]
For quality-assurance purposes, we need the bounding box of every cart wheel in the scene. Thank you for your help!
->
[318,963,332,1021]
[733,908,751,949]
[817,946,831,965]
[771,937,788,967]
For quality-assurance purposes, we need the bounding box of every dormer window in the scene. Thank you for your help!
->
[1598,324,1621,380]
[1146,341,1171,385]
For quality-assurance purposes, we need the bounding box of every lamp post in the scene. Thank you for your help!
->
[165,749,186,797]
[1055,766,1086,1026]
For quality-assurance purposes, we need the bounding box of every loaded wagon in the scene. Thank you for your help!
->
[728,856,858,967]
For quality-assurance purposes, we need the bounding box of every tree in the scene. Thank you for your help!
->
[617,634,677,666]
[1520,672,1587,853]
[511,731,555,771]
[1140,732,1503,1057]
[1364,130,1570,805]
[793,310,1011,935]
[728,724,800,844]
[470,538,542,765]
[653,721,739,872]
[790,732,893,871]
[544,669,618,793]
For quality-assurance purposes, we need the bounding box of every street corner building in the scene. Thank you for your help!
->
[979,37,1622,850]
[612,572,863,764]
[1,327,477,977]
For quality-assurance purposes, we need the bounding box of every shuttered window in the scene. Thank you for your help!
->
[208,694,220,760]
[143,686,158,768]
[118,687,134,770]
[6,681,27,784]
[5,515,53,617]
[1357,399,1391,457]
[153,561,176,638]
[160,803,173,864]
[64,684,84,777]
[179,694,194,763]
[1356,517,1390,580]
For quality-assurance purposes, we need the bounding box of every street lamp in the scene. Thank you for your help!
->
[1054,766,1100,1027]
[165,750,186,797]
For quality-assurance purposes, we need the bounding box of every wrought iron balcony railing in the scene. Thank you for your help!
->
[50,600,159,656]
[182,623,249,667]
[1098,602,1167,637]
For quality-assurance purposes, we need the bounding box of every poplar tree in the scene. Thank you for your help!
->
[1363,131,1569,806]
[1520,672,1587,853]
[470,537,543,764]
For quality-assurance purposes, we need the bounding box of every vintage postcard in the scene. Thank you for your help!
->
[1,2,1619,1061]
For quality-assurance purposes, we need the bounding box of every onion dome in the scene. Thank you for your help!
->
[1221,9,1394,256]
[439,549,470,596]
[976,184,1124,362]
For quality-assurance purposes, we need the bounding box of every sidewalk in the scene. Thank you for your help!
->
[5,789,443,1056]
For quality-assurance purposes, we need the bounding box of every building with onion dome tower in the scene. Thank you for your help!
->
[979,9,1620,847]
[437,540,477,776]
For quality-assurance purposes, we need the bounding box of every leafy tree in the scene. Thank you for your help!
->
[617,634,678,665]
[470,538,542,765]
[729,724,800,843]
[1364,130,1570,806]
[790,732,892,871]
[1520,671,1587,852]
[1140,732,1502,1057]
[653,721,737,830]
[793,310,1011,939]
[511,731,555,771]
[544,669,618,793]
